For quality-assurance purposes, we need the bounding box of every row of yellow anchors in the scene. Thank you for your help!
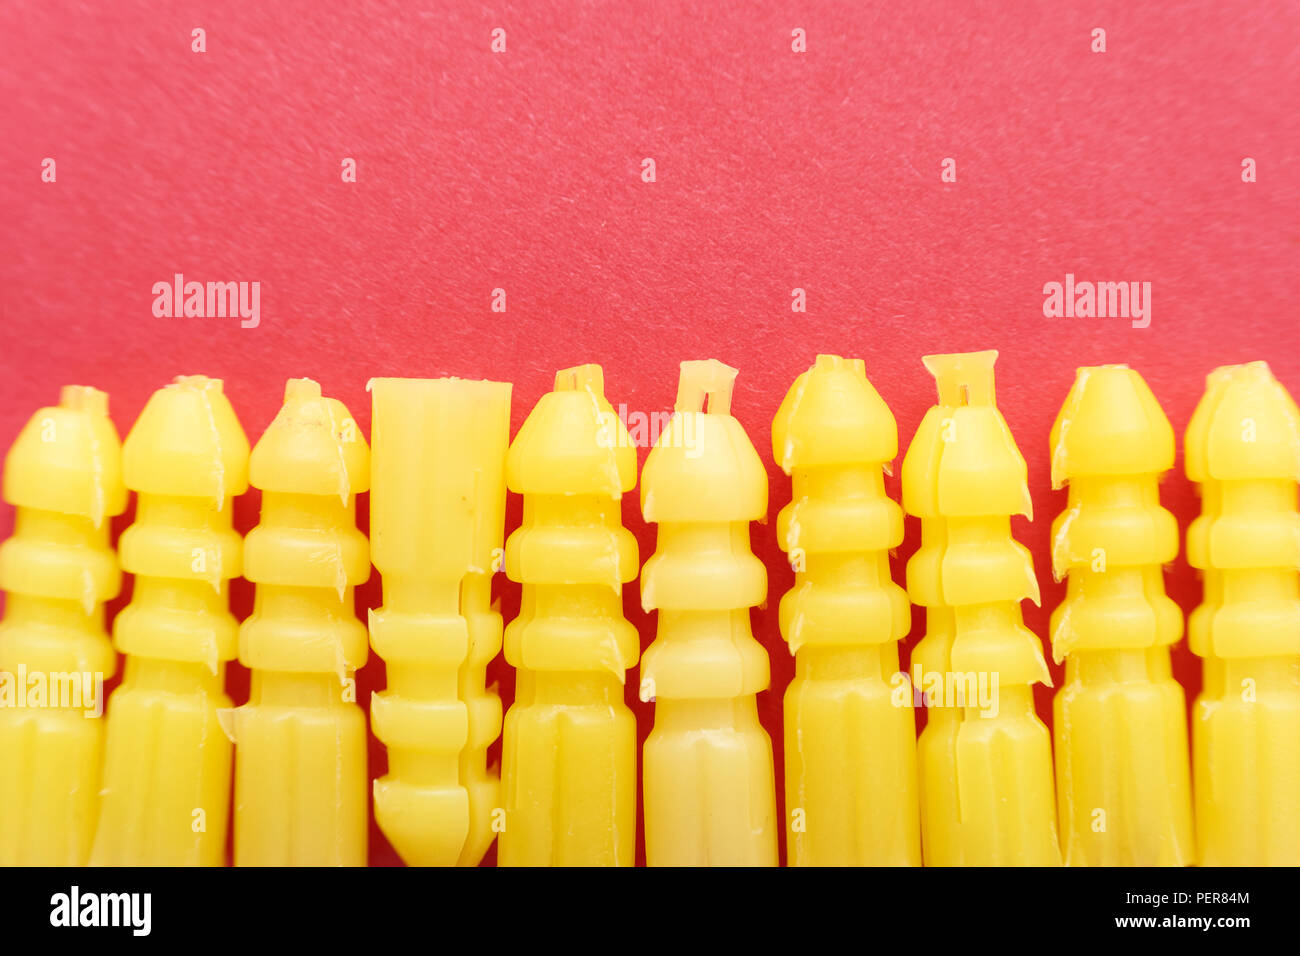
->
[0,353,1296,866]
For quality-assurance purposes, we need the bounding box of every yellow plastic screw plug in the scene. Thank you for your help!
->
[499,365,639,866]
[368,377,511,866]
[91,375,250,865]
[234,379,370,866]
[640,359,776,866]
[902,351,1061,866]
[771,354,920,866]
[0,387,126,865]
[1049,365,1193,866]
[1186,361,1300,865]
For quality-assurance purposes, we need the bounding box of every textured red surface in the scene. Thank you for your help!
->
[1,1,1297,866]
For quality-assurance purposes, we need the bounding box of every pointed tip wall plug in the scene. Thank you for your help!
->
[91,375,249,866]
[902,350,1060,866]
[0,386,126,865]
[772,354,921,866]
[1049,364,1192,866]
[640,359,776,866]
[234,378,371,866]
[499,364,640,866]
[1186,361,1300,865]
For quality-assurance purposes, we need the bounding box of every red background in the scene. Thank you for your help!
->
[1,1,1297,866]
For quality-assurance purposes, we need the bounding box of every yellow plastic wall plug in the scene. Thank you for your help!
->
[1048,365,1193,866]
[902,350,1061,866]
[234,379,370,866]
[640,359,776,866]
[369,377,511,867]
[91,376,249,865]
[0,387,126,865]
[771,354,920,866]
[499,365,639,866]
[1186,362,1300,865]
